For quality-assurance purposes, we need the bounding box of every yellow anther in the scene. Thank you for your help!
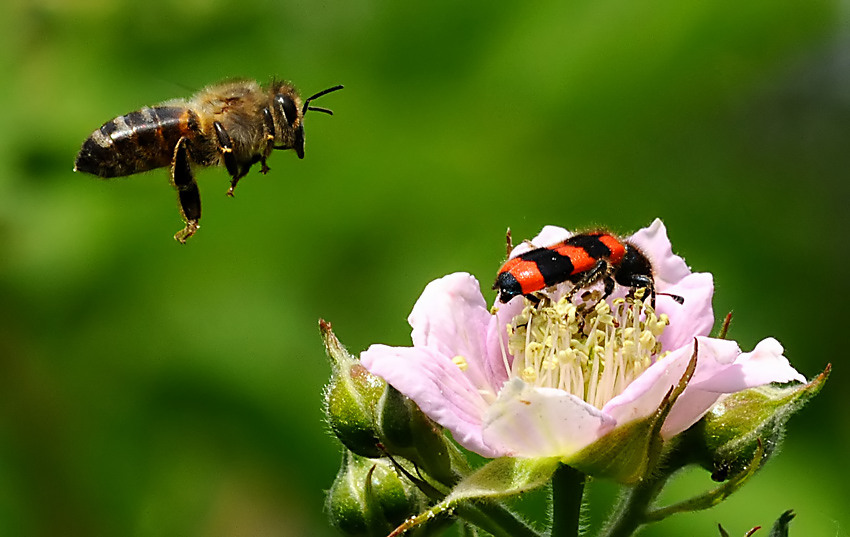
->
[505,290,669,407]
[452,355,469,371]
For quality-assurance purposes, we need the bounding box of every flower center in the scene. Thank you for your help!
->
[504,292,670,409]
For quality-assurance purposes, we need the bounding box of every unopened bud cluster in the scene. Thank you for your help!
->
[321,321,460,536]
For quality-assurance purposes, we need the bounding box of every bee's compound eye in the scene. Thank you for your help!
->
[276,95,298,126]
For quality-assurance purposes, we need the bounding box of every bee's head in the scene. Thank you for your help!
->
[271,83,343,159]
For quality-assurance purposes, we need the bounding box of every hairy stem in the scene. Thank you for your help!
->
[551,465,587,537]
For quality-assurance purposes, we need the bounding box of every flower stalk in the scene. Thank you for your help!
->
[551,465,586,537]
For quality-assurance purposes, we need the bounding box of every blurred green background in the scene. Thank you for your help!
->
[1,0,846,535]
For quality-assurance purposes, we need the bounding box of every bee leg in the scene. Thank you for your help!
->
[260,107,275,174]
[213,121,247,197]
[171,137,201,244]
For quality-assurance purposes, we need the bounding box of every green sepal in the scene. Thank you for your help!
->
[566,412,665,484]
[768,510,795,537]
[322,320,386,458]
[379,385,458,486]
[567,347,698,484]
[685,365,829,481]
[445,456,560,503]
[386,457,551,537]
[645,442,763,522]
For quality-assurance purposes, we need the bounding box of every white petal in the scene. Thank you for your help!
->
[601,343,697,427]
[690,337,806,392]
[628,219,691,286]
[657,271,716,351]
[361,344,504,458]
[506,226,573,258]
[662,337,805,437]
[408,272,505,396]
[482,379,616,458]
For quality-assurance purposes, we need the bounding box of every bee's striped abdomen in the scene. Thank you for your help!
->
[75,106,201,178]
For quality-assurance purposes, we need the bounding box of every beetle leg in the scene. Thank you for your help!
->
[566,259,613,302]
[171,137,200,243]
[628,274,657,308]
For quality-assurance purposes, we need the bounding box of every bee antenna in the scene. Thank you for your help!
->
[307,106,334,116]
[303,84,344,115]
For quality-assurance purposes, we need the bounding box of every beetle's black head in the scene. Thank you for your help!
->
[494,272,523,303]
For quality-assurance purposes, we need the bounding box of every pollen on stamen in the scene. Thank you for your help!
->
[452,355,469,371]
[504,292,670,408]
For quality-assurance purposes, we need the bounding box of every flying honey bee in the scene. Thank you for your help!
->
[74,79,343,243]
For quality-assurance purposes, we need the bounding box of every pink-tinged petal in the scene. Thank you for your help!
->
[660,389,721,438]
[657,271,715,350]
[408,273,505,395]
[360,344,501,458]
[529,225,572,249]
[659,337,743,436]
[485,313,513,390]
[507,225,573,258]
[601,340,703,426]
[628,219,691,286]
[482,379,616,458]
[659,337,805,437]
[689,337,806,392]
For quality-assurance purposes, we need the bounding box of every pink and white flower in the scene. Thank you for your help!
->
[360,220,805,460]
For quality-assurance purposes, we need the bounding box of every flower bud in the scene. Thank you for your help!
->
[322,320,463,485]
[684,366,829,481]
[326,451,427,537]
[322,320,386,458]
[379,385,457,486]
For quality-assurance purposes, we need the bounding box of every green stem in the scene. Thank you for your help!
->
[551,464,586,537]
[457,502,542,537]
[599,473,670,537]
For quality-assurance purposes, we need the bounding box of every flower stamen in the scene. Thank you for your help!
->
[505,294,669,409]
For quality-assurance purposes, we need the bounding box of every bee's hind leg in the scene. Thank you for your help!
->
[171,137,200,243]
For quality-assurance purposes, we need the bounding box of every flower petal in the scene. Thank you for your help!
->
[658,337,742,436]
[628,219,691,286]
[657,271,716,350]
[528,225,572,250]
[661,337,805,437]
[689,337,806,392]
[360,343,503,457]
[482,379,616,458]
[408,272,507,395]
[601,342,698,428]
[506,225,573,259]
